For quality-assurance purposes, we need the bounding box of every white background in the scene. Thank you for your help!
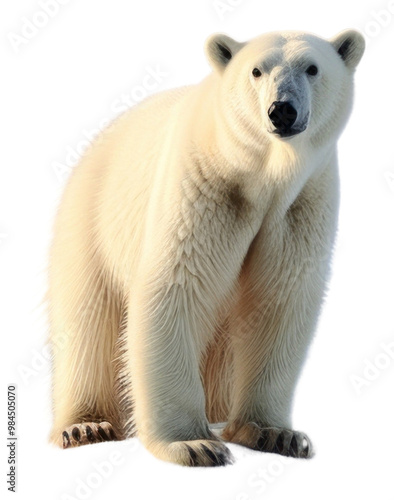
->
[1,0,394,499]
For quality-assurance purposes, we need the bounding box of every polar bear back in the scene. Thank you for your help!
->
[77,86,192,286]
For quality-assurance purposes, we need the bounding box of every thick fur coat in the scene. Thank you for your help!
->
[48,30,365,466]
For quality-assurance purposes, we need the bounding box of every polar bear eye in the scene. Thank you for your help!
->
[252,67,262,78]
[306,65,318,76]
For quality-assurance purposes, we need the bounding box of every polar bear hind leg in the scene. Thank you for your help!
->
[48,174,126,447]
[49,258,124,447]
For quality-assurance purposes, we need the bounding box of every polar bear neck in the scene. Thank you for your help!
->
[178,75,332,213]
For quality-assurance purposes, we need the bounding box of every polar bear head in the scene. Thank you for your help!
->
[205,30,365,148]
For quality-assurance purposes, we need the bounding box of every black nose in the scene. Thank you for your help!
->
[268,101,298,132]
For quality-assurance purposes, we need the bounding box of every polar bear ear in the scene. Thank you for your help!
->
[205,34,245,72]
[330,29,365,69]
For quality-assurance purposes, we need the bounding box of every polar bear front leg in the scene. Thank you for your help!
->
[126,274,235,467]
[223,165,339,459]
[125,179,260,466]
[128,285,227,465]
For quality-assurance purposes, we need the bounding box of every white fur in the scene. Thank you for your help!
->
[48,29,364,465]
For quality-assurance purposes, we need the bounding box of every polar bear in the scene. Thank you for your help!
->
[48,29,364,466]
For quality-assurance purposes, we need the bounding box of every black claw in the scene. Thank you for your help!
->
[72,427,81,442]
[62,431,70,448]
[273,432,285,454]
[85,425,95,443]
[256,430,269,451]
[215,451,228,466]
[289,435,298,457]
[109,427,117,440]
[201,444,220,466]
[256,437,265,450]
[185,444,198,466]
[97,425,110,441]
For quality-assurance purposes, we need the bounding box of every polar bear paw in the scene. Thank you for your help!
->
[164,439,234,467]
[223,422,313,458]
[254,427,313,458]
[62,421,117,448]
